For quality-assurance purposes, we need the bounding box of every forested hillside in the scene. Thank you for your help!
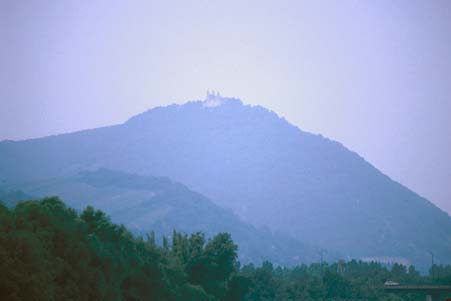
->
[1,169,326,266]
[1,197,450,300]
[1,98,450,269]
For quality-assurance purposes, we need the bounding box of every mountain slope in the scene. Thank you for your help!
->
[1,168,323,265]
[1,96,450,269]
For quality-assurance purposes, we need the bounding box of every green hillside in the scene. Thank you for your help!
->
[2,169,328,266]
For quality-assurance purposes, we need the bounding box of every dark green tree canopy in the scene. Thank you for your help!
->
[1,197,449,301]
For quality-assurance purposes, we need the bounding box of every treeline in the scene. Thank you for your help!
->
[0,197,449,301]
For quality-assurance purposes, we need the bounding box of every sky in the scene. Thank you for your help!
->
[1,0,451,213]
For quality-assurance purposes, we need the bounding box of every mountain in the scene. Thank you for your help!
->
[1,94,450,269]
[0,168,324,265]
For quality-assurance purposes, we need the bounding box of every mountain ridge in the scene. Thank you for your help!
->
[0,96,449,270]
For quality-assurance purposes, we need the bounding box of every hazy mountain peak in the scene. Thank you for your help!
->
[1,96,450,270]
[126,94,248,125]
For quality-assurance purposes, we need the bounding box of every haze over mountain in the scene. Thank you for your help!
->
[0,94,450,270]
[0,168,323,266]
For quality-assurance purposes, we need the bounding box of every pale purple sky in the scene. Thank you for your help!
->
[1,1,451,213]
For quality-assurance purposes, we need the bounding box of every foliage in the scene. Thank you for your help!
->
[0,198,236,300]
[0,198,450,300]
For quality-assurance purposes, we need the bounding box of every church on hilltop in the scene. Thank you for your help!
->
[205,90,222,100]
[203,90,224,108]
